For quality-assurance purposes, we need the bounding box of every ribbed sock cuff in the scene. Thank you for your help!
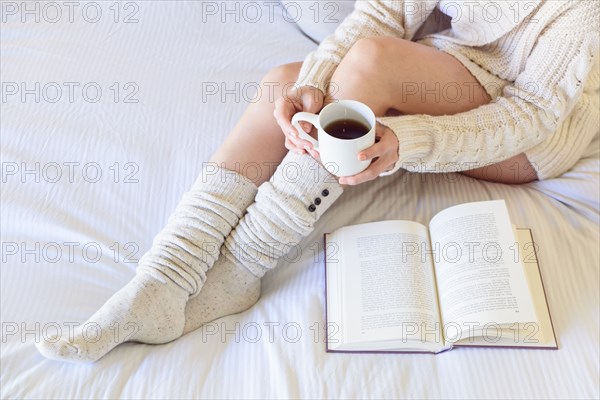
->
[195,163,259,220]
[223,152,344,278]
[137,165,258,296]
[268,151,344,221]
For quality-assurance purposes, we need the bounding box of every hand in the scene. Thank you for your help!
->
[274,85,324,159]
[338,123,399,185]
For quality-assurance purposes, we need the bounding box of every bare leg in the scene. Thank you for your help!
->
[329,36,537,184]
[209,63,304,186]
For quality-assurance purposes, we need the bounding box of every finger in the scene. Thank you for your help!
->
[299,95,320,134]
[275,103,316,146]
[289,125,317,150]
[376,122,390,135]
[284,137,295,152]
[287,134,312,151]
[338,158,392,186]
[285,137,306,155]
[283,126,314,148]
[274,99,299,137]
[286,134,316,157]
[299,121,313,133]
[304,147,321,163]
[375,121,387,132]
[284,128,308,149]
[357,141,386,161]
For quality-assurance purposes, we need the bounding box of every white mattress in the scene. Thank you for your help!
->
[1,2,599,398]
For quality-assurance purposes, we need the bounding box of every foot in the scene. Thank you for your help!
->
[35,273,188,363]
[183,255,261,335]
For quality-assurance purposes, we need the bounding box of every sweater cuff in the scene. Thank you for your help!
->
[525,92,599,180]
[377,116,435,176]
[295,51,339,95]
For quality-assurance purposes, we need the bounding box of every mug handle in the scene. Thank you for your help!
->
[291,112,320,151]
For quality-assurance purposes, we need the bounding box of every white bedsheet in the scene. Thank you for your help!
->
[1,2,599,398]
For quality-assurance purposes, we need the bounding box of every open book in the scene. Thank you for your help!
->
[324,200,557,353]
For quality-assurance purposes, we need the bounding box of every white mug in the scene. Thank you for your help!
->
[291,100,376,177]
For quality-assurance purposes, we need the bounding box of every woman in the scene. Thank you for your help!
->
[36,0,598,362]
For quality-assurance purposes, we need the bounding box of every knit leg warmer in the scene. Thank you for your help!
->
[35,166,257,362]
[183,152,344,334]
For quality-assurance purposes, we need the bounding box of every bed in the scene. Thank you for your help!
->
[1,1,599,398]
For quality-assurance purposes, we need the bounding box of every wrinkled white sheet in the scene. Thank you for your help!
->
[1,2,599,398]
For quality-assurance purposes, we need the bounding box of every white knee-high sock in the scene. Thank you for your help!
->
[35,166,257,363]
[183,152,344,334]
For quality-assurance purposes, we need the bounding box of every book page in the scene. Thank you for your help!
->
[453,229,557,348]
[327,220,443,350]
[428,200,537,343]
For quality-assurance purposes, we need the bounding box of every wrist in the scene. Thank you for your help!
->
[377,116,433,176]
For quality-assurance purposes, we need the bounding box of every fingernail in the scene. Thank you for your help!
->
[358,154,367,161]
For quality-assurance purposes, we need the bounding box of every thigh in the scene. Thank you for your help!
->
[330,36,536,183]
[386,39,491,116]
[330,36,491,116]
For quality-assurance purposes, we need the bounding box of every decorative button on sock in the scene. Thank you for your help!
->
[35,166,257,363]
[183,152,344,334]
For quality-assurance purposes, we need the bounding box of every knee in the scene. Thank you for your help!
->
[334,37,402,80]
[331,37,407,102]
[261,62,301,87]
[351,36,400,59]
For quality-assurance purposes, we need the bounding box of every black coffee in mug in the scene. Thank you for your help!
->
[324,119,370,140]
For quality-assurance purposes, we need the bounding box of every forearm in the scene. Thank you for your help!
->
[377,98,557,174]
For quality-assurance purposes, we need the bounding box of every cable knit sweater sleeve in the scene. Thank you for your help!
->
[377,3,599,176]
[295,1,416,93]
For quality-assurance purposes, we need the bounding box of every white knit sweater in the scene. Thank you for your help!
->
[296,0,600,179]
